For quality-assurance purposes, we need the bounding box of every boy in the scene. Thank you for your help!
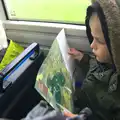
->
[69,0,120,120]
[24,0,120,120]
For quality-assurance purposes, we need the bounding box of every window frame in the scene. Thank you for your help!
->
[0,0,90,52]
[2,0,89,25]
[0,0,7,20]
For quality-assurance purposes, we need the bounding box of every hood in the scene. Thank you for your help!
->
[85,0,120,74]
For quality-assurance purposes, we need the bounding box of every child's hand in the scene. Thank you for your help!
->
[68,48,84,61]
[63,111,77,118]
[63,111,78,120]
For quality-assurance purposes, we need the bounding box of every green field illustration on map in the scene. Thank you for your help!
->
[35,39,74,112]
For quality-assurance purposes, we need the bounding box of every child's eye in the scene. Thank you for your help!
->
[95,38,105,44]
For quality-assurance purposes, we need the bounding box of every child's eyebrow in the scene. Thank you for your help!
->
[94,36,100,40]
[92,35,100,40]
[92,35,102,41]
[92,35,105,44]
[91,32,99,39]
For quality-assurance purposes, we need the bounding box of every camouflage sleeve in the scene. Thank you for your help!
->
[115,111,120,120]
[73,54,98,90]
[78,54,91,76]
[111,101,120,120]
[74,54,96,80]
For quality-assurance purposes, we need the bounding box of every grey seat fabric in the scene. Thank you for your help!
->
[24,101,53,120]
[24,100,66,120]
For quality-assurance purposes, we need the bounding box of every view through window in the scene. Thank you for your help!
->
[4,0,90,24]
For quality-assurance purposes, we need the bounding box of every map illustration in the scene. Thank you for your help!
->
[35,29,75,112]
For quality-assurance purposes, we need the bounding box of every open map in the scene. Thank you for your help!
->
[35,29,75,112]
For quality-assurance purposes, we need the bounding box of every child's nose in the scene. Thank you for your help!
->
[90,39,97,50]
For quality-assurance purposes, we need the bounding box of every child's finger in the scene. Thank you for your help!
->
[68,50,78,56]
[63,111,77,118]
[70,48,77,52]
[68,50,75,56]
[68,52,74,56]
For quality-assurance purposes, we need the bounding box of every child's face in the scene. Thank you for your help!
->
[89,14,111,63]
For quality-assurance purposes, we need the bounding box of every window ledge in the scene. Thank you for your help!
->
[3,20,91,52]
[3,20,86,37]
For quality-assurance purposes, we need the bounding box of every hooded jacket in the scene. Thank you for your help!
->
[74,0,120,120]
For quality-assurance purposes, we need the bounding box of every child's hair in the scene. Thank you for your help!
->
[89,12,98,26]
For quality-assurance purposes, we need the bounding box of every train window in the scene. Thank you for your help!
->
[3,0,90,24]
